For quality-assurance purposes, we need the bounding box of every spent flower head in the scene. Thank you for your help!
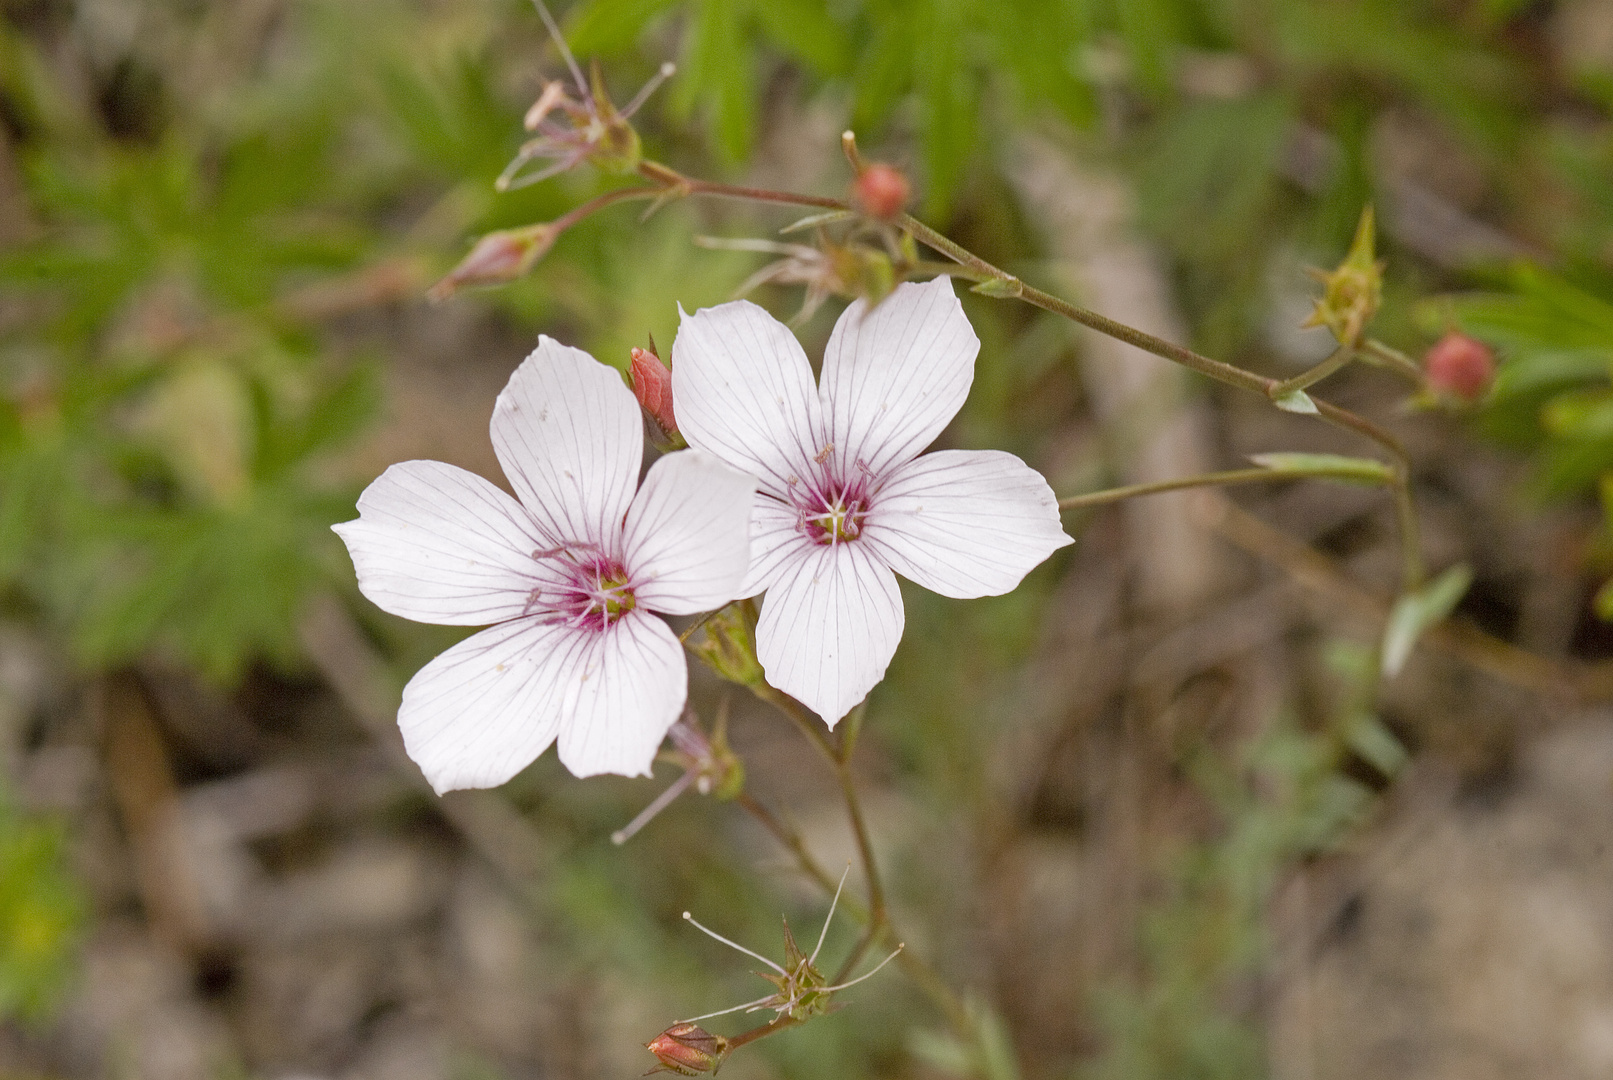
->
[333,340,756,790]
[610,711,744,846]
[694,233,898,324]
[675,869,903,1028]
[497,2,672,191]
[671,277,1072,725]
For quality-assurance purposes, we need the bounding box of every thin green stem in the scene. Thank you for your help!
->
[1393,469,1426,587]
[1362,338,1426,383]
[617,159,1426,590]
[1271,345,1354,399]
[550,185,659,232]
[724,1015,804,1051]
[1057,465,1389,512]
[751,689,886,926]
[752,684,839,768]
[734,793,850,905]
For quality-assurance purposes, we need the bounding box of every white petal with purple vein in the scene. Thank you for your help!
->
[491,337,642,550]
[399,616,593,793]
[820,277,979,477]
[558,609,687,778]
[737,494,810,598]
[862,449,1072,599]
[755,542,904,726]
[621,449,756,615]
[671,300,824,499]
[333,460,556,626]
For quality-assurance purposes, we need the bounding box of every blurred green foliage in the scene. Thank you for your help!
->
[1086,642,1404,1080]
[0,791,84,1022]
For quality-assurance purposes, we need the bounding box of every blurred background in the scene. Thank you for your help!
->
[6,1,1613,1078]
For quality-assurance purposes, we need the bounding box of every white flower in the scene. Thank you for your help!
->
[671,276,1072,726]
[333,338,756,792]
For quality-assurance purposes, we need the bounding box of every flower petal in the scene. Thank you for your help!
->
[755,542,904,726]
[398,616,594,793]
[333,460,556,626]
[820,276,979,478]
[862,449,1072,599]
[671,299,824,499]
[491,336,642,550]
[622,449,757,615]
[737,494,807,598]
[558,609,686,778]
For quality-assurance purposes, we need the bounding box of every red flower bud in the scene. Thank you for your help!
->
[645,1023,729,1076]
[852,164,911,221]
[1424,331,1494,401]
[428,223,557,301]
[630,346,678,436]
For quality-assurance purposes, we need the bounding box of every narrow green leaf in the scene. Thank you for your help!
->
[780,209,856,234]
[566,0,681,55]
[970,276,1023,299]
[1345,714,1410,778]
[1272,388,1319,414]
[1382,564,1474,677]
[750,0,849,75]
[1249,452,1394,485]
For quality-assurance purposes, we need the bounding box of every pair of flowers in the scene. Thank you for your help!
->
[335,278,1071,792]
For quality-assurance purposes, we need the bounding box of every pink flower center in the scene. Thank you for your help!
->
[790,475,870,546]
[527,545,637,630]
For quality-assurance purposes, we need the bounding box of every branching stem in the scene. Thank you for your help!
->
[1057,465,1390,512]
[741,686,972,1036]
[1271,345,1355,398]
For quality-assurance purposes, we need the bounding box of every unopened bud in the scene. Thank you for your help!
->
[852,163,911,221]
[1424,331,1494,401]
[631,346,678,437]
[429,223,557,300]
[689,601,764,688]
[645,1023,729,1076]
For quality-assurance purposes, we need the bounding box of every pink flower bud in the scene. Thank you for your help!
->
[1424,331,1494,401]
[428,223,557,301]
[630,346,678,436]
[852,164,910,221]
[644,1023,729,1076]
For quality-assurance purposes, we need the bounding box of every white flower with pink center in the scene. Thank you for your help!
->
[333,339,756,792]
[672,276,1073,725]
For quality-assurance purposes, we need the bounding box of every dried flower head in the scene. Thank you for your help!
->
[610,710,744,846]
[497,2,673,190]
[694,234,896,324]
[677,869,903,1026]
